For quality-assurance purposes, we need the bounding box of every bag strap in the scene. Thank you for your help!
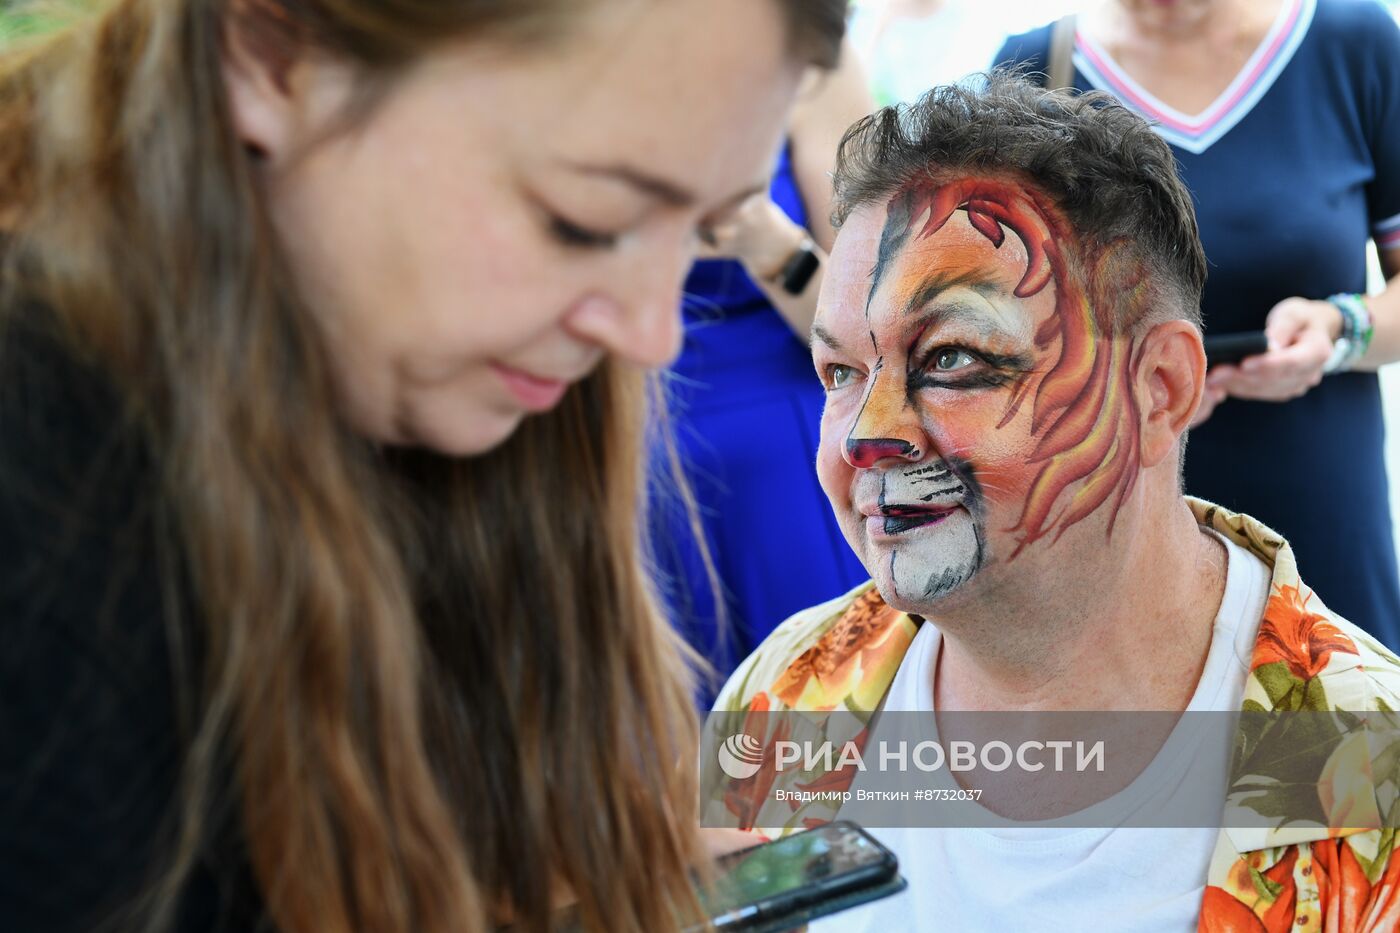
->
[1048,14,1078,90]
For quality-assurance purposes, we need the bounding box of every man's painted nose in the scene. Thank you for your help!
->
[845,437,922,469]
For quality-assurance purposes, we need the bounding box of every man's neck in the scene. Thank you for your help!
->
[931,496,1229,713]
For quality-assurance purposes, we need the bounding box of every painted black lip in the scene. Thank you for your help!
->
[882,505,957,535]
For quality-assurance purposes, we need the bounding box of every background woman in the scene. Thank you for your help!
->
[0,0,846,930]
[997,0,1400,647]
[655,50,873,700]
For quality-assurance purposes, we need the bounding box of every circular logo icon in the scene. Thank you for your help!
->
[717,732,766,780]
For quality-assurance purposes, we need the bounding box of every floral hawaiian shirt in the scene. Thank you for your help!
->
[703,500,1400,932]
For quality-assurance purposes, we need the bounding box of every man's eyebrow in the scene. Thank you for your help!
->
[907,299,1019,343]
[811,323,844,350]
[907,295,1028,350]
[902,269,1001,318]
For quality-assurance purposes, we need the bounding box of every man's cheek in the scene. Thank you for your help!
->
[966,456,1039,513]
[920,402,999,456]
[925,417,1037,508]
[815,441,850,510]
[816,404,853,486]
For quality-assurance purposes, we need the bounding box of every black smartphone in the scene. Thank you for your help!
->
[695,821,905,933]
[1203,331,1269,367]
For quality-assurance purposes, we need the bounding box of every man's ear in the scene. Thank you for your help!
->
[1134,318,1206,469]
[221,1,305,160]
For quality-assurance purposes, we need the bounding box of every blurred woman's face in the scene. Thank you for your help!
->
[226,0,805,455]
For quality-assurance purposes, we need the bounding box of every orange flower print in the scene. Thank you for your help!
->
[770,590,915,711]
[1360,841,1400,931]
[1200,886,1268,933]
[722,692,791,831]
[1310,839,1372,931]
[1252,584,1358,681]
[1257,847,1298,933]
[790,727,871,806]
[1198,848,1297,933]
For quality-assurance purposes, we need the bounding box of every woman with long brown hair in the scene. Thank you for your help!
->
[0,1,847,930]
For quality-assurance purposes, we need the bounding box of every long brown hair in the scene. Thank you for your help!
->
[0,1,847,931]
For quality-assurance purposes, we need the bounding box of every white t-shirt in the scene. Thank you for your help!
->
[816,531,1271,933]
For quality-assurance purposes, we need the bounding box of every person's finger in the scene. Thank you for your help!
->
[1226,384,1304,401]
[1190,387,1225,427]
[1242,339,1322,368]
[1209,363,1299,397]
[1205,364,1238,389]
[1267,335,1329,364]
[1237,352,1270,373]
[1236,343,1327,387]
[1215,369,1317,400]
[1213,364,1294,392]
[1232,361,1310,387]
[1264,309,1306,347]
[702,827,770,859]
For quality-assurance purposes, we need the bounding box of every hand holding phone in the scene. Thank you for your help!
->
[695,821,905,933]
[1203,331,1269,367]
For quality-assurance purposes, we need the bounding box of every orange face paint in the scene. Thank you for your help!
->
[813,175,1142,609]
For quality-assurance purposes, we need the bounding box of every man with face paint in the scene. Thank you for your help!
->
[705,74,1400,930]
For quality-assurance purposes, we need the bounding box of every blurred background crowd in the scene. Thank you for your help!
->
[655,0,1400,703]
[852,0,1400,102]
[3,0,1397,700]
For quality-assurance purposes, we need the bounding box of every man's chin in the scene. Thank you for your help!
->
[861,527,985,612]
[871,567,980,617]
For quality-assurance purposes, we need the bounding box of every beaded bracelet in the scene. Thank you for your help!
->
[1322,293,1374,374]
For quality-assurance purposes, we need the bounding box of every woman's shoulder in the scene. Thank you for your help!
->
[1301,0,1400,114]
[0,303,141,472]
[0,300,193,931]
[1307,0,1400,53]
[1312,0,1398,30]
[0,295,176,691]
[0,303,159,593]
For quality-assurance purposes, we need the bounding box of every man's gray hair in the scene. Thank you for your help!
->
[831,70,1208,330]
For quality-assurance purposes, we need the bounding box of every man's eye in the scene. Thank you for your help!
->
[550,216,619,250]
[827,364,859,389]
[932,348,977,371]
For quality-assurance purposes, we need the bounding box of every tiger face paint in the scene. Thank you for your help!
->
[813,177,1143,611]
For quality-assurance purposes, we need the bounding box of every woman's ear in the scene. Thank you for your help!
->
[221,1,304,159]
[1134,318,1207,469]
